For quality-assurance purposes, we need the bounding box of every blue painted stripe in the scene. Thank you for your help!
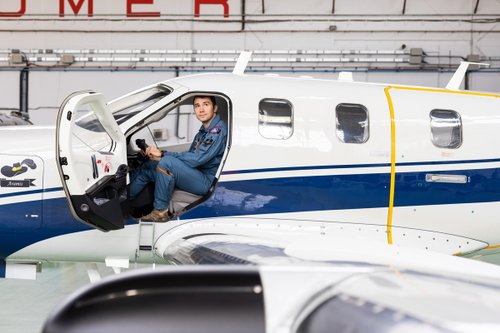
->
[0,187,63,199]
[43,187,64,193]
[222,158,500,176]
[397,158,500,167]
[0,197,89,259]
[188,166,500,220]
[186,172,391,219]
[222,163,390,175]
[393,168,500,206]
[2,163,500,260]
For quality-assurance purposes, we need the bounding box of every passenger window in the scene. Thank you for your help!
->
[336,103,369,144]
[258,99,293,140]
[430,109,462,149]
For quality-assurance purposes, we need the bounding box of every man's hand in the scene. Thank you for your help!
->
[145,146,163,162]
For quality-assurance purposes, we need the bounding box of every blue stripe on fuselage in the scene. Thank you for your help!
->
[2,162,500,260]
[186,172,391,219]
[0,187,63,199]
[187,165,500,219]
[221,158,500,175]
[221,162,390,175]
[394,168,500,206]
[0,197,90,259]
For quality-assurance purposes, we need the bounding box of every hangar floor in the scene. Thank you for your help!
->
[0,262,157,333]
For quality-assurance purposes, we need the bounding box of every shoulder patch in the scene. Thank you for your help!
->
[210,126,221,134]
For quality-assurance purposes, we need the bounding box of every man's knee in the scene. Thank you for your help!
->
[157,155,176,174]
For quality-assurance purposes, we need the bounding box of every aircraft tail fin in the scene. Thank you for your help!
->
[446,61,489,90]
[233,51,252,75]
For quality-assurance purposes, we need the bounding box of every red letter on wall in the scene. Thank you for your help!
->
[127,0,160,17]
[194,0,229,18]
[59,0,94,17]
[0,0,26,17]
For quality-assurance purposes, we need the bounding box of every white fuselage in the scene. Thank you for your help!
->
[2,73,500,268]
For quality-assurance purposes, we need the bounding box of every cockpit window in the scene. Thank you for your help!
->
[109,85,172,125]
[258,98,293,140]
[74,85,171,132]
[72,103,114,153]
[336,103,369,144]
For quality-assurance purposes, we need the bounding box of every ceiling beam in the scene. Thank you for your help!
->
[474,0,480,14]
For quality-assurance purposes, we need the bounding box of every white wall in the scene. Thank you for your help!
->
[1,0,499,125]
[28,71,177,125]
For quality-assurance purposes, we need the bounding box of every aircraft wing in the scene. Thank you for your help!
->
[42,216,500,333]
[153,216,492,267]
[42,260,500,333]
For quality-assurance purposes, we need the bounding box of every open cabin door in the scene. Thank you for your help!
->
[56,91,128,231]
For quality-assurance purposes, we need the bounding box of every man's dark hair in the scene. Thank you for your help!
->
[193,95,216,106]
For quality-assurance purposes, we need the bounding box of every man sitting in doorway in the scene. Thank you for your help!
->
[129,95,227,222]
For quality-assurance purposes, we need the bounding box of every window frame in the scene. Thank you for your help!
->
[429,109,463,149]
[335,103,370,144]
[258,98,294,140]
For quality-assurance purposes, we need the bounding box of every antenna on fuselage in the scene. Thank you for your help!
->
[233,51,252,75]
[445,61,489,90]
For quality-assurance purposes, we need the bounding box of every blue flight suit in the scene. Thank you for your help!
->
[129,114,227,211]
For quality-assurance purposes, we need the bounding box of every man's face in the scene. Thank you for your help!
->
[193,97,217,126]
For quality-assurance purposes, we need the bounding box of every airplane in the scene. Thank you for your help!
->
[42,253,500,333]
[0,110,32,126]
[1,54,500,280]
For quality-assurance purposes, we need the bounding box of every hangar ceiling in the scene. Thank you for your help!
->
[1,0,499,70]
[268,0,500,15]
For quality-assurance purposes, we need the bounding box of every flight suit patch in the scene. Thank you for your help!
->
[210,126,221,134]
[203,138,214,146]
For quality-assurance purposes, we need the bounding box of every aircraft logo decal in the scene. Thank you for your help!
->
[0,159,37,188]
[1,159,37,177]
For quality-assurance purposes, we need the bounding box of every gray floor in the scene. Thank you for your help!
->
[0,262,156,333]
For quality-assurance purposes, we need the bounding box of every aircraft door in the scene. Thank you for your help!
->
[56,91,128,231]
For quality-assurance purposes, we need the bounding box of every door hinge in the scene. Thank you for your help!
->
[59,157,68,166]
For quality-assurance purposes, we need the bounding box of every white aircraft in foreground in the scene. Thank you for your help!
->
[42,257,500,333]
[1,56,500,281]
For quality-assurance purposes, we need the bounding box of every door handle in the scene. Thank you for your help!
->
[425,174,468,184]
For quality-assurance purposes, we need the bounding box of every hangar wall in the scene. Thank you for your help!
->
[1,0,499,125]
